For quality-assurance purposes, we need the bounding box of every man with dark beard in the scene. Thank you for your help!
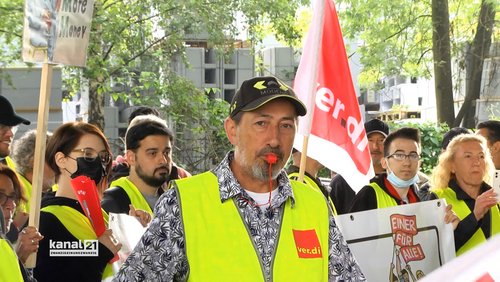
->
[114,76,365,281]
[102,115,176,220]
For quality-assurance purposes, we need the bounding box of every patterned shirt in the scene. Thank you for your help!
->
[114,152,365,281]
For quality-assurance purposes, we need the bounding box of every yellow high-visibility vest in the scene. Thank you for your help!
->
[110,177,153,215]
[434,187,500,256]
[41,205,114,279]
[174,172,329,281]
[0,239,23,282]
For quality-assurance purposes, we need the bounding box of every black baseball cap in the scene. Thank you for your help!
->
[0,95,30,126]
[364,119,389,137]
[229,76,307,118]
[442,127,471,150]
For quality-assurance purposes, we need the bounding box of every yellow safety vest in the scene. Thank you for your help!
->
[110,177,153,215]
[370,182,398,209]
[288,172,338,215]
[0,239,23,282]
[434,187,500,256]
[17,174,32,213]
[41,205,114,279]
[5,156,16,170]
[174,172,329,281]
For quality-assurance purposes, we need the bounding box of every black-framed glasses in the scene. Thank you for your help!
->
[71,148,111,165]
[0,192,18,206]
[387,152,420,161]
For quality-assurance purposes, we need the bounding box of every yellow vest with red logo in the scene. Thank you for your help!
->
[434,187,500,256]
[41,205,114,279]
[110,177,153,215]
[0,239,23,282]
[174,172,329,281]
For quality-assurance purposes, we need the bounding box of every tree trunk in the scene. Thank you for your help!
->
[88,83,105,131]
[453,0,496,128]
[431,0,455,127]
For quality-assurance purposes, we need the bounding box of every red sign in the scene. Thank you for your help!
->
[390,214,418,235]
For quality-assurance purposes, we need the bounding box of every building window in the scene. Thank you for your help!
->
[418,97,423,106]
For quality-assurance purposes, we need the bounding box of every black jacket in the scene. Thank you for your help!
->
[34,195,114,282]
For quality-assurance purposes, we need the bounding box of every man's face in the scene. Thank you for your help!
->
[368,132,385,167]
[227,99,297,182]
[0,125,16,158]
[477,128,500,169]
[128,135,172,187]
[382,138,421,181]
[452,140,486,187]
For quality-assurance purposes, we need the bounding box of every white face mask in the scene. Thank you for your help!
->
[385,161,419,188]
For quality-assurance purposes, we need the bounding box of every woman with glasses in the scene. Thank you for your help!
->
[34,122,121,282]
[0,164,42,282]
[431,134,500,256]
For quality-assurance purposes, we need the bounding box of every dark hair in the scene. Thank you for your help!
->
[46,122,112,179]
[477,120,500,144]
[0,164,26,205]
[383,127,421,156]
[128,106,160,124]
[125,117,174,151]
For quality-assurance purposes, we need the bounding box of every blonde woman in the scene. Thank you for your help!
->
[431,134,500,256]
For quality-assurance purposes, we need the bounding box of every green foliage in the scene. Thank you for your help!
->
[335,0,486,88]
[389,121,450,175]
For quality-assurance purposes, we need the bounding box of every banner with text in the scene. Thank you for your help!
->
[22,0,95,66]
[335,200,455,281]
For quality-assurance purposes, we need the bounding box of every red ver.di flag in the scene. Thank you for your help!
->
[22,0,95,66]
[293,0,373,192]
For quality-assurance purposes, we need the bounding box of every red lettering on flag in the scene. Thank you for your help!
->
[400,244,425,263]
[394,231,414,247]
[390,214,418,235]
[293,0,374,193]
[292,229,322,259]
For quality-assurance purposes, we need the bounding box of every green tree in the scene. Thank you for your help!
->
[336,0,498,127]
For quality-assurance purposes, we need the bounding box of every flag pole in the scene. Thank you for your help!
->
[25,63,53,268]
[297,0,326,182]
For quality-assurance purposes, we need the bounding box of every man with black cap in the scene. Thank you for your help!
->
[115,76,365,281]
[0,95,31,168]
[329,118,389,214]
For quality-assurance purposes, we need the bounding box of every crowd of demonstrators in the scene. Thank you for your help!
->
[287,148,338,214]
[102,114,177,226]
[1,86,500,281]
[329,118,390,214]
[477,120,500,170]
[114,76,365,281]
[34,122,122,281]
[431,134,500,256]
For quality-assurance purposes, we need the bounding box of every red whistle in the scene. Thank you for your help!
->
[265,153,278,164]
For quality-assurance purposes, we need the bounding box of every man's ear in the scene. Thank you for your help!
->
[224,117,238,145]
[381,156,388,170]
[125,150,136,166]
[491,141,500,154]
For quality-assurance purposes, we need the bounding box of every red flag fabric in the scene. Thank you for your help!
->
[293,0,374,192]
[70,175,107,237]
